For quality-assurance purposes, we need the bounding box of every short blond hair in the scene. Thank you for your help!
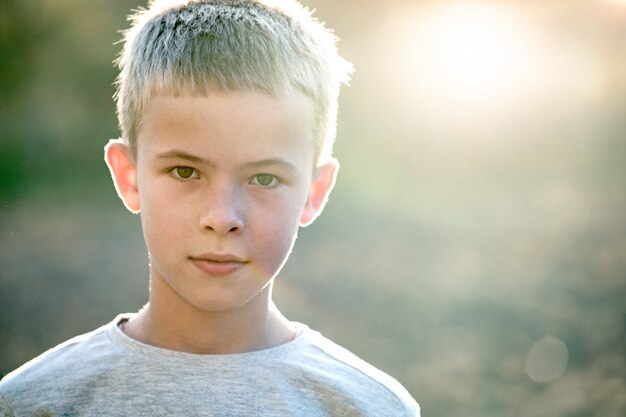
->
[114,0,353,164]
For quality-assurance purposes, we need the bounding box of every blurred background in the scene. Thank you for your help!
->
[1,0,625,416]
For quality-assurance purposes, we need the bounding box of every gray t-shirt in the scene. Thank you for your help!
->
[0,314,419,416]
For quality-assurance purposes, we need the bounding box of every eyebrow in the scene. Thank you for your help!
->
[154,149,298,172]
[155,149,211,165]
[243,158,298,172]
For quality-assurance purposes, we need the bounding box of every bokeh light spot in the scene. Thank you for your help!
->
[525,335,569,383]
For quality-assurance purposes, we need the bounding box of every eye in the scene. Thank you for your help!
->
[250,174,280,188]
[170,166,199,180]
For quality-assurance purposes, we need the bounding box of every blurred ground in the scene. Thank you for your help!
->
[1,1,625,416]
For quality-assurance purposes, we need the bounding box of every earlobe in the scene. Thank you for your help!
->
[300,159,339,227]
[104,139,140,213]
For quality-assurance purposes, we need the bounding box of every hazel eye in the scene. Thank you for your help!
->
[250,174,280,188]
[172,166,197,179]
[256,174,274,186]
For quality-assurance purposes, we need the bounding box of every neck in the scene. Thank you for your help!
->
[122,274,295,354]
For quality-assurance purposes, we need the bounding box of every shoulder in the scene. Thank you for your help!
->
[0,316,124,411]
[1,320,113,386]
[286,325,420,416]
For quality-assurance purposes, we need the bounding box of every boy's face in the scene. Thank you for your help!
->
[106,91,336,314]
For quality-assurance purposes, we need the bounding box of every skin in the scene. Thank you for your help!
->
[105,90,337,354]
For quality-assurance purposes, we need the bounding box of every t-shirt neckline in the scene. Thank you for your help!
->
[106,313,314,364]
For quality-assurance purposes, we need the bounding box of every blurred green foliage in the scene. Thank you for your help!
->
[1,1,625,416]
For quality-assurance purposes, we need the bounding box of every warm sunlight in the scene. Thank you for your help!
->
[4,0,624,416]
[375,0,608,139]
[415,3,536,101]
[388,1,543,118]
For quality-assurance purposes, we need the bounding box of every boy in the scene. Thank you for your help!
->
[0,0,419,415]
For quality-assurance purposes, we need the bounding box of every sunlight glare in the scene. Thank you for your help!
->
[383,1,545,122]
[415,3,539,108]
[421,5,530,95]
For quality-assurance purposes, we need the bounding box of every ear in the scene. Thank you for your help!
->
[300,159,339,227]
[104,139,140,213]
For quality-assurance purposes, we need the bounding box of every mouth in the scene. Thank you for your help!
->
[189,253,247,276]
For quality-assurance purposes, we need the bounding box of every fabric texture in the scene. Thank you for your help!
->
[0,314,419,417]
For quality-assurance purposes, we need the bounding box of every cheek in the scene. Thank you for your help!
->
[251,202,303,269]
[139,185,195,251]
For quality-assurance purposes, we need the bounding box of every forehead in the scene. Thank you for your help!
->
[137,90,317,166]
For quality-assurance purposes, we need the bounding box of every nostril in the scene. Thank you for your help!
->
[198,200,244,234]
[199,217,243,235]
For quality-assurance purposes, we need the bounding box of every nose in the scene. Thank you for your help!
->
[198,184,244,235]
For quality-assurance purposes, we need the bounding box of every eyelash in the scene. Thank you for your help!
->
[167,167,283,189]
